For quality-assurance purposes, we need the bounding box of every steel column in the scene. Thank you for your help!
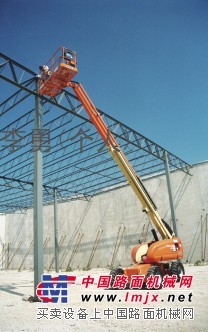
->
[33,80,44,296]
[54,188,59,272]
[164,151,178,236]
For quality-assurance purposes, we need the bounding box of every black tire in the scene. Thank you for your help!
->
[110,267,124,287]
[170,261,185,282]
[146,265,163,289]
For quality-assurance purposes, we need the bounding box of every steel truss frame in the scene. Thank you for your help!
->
[0,52,191,214]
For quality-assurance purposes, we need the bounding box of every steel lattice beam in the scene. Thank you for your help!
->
[0,52,192,214]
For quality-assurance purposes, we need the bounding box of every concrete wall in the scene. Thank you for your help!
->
[1,161,208,270]
[0,214,5,269]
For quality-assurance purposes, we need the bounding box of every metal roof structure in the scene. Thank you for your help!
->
[0,52,191,214]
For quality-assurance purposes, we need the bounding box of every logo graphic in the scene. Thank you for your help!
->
[36,274,76,303]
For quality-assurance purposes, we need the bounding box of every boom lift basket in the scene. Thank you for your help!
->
[39,47,78,97]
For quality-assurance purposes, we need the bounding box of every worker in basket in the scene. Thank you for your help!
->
[39,65,51,82]
[63,50,76,67]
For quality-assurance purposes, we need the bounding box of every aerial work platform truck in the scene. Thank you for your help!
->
[39,47,185,288]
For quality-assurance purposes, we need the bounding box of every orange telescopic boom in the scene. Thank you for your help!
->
[39,47,185,285]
